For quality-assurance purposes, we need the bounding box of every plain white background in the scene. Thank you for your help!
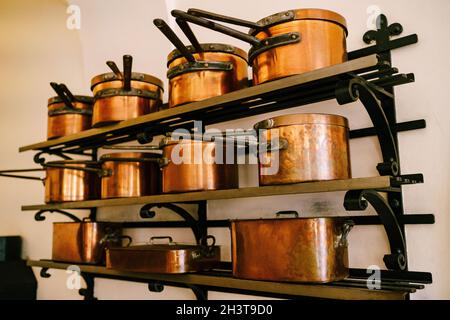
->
[0,0,449,299]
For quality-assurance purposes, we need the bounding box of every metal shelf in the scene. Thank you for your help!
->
[27,260,420,300]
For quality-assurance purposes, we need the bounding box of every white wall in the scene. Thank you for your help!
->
[0,0,449,299]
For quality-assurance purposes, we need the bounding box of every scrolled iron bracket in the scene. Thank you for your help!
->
[336,77,399,176]
[34,209,81,222]
[33,151,72,165]
[79,273,97,300]
[148,282,165,293]
[344,189,407,270]
[187,285,208,301]
[40,268,51,278]
[363,14,404,47]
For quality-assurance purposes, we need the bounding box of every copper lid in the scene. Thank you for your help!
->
[47,95,93,106]
[254,113,349,130]
[100,152,161,162]
[90,72,164,90]
[167,43,248,66]
[250,8,348,35]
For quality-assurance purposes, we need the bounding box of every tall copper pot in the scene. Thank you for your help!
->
[100,152,161,199]
[255,113,351,186]
[231,213,354,282]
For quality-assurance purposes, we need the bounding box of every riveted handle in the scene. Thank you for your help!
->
[175,18,202,52]
[0,168,45,181]
[123,55,133,91]
[50,82,76,110]
[106,60,123,79]
[187,8,260,29]
[337,221,354,247]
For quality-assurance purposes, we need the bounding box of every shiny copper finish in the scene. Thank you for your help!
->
[257,113,351,186]
[91,76,163,127]
[161,139,238,193]
[231,217,352,282]
[100,152,160,199]
[47,99,92,140]
[252,9,348,84]
[52,221,122,264]
[44,161,100,203]
[106,243,220,273]
[167,47,248,107]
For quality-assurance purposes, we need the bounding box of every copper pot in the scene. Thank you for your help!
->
[231,212,354,282]
[52,220,124,265]
[45,160,101,203]
[174,8,347,84]
[100,152,161,199]
[255,113,351,186]
[161,137,239,193]
[154,19,248,108]
[91,55,163,127]
[47,83,93,140]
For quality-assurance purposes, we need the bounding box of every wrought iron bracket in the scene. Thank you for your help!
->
[344,189,407,270]
[33,151,72,165]
[187,285,208,301]
[79,273,97,300]
[140,202,208,244]
[336,77,399,176]
[34,209,81,222]
[148,282,165,293]
[40,267,51,278]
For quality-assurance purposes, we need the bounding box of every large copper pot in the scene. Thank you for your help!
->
[52,220,124,265]
[174,8,348,84]
[91,55,163,127]
[45,161,101,203]
[100,152,161,199]
[154,19,248,108]
[255,113,351,186]
[231,212,354,282]
[160,137,239,193]
[47,83,93,140]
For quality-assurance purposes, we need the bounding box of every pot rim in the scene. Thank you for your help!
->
[90,72,164,91]
[167,43,248,66]
[250,8,348,36]
[47,160,99,166]
[100,152,162,162]
[254,113,349,130]
[48,95,93,106]
[230,216,353,223]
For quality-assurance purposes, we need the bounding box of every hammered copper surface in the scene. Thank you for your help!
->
[44,161,100,203]
[231,218,350,282]
[168,50,248,107]
[258,113,351,185]
[161,140,239,193]
[52,221,122,264]
[252,9,347,84]
[100,152,160,199]
[91,79,163,127]
[47,100,92,140]
[106,244,221,273]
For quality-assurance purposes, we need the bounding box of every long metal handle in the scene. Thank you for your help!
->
[150,236,174,245]
[0,168,44,181]
[123,55,133,91]
[106,60,123,79]
[50,82,75,110]
[187,8,260,29]
[153,18,196,63]
[59,83,77,102]
[175,18,203,52]
[42,163,109,177]
[171,10,260,46]
[102,145,161,151]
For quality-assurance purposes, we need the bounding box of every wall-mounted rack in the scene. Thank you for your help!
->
[19,14,433,300]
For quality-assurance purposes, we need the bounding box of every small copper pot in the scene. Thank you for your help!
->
[161,138,239,193]
[231,212,354,283]
[255,113,351,186]
[100,152,161,199]
[44,161,101,203]
[91,55,164,127]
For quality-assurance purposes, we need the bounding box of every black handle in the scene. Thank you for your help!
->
[175,18,203,52]
[50,82,75,110]
[59,83,76,102]
[122,55,133,91]
[187,8,260,29]
[153,18,196,63]
[106,60,123,79]
[0,168,44,181]
[171,10,260,46]
[276,210,299,218]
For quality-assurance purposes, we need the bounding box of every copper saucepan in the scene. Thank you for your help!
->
[47,82,93,140]
[172,8,348,85]
[153,19,248,108]
[90,55,164,127]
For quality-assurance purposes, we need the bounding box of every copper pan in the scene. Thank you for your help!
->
[154,19,248,108]
[174,9,348,85]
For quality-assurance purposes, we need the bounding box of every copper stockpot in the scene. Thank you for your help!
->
[231,212,354,282]
[52,220,123,265]
[175,8,348,84]
[47,82,93,140]
[255,113,351,186]
[91,55,163,127]
[161,137,239,193]
[45,160,101,203]
[154,19,248,108]
[100,152,161,199]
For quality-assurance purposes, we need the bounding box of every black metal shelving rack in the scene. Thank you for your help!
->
[18,14,434,300]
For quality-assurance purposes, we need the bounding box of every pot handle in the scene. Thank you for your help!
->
[106,60,123,79]
[336,221,355,248]
[175,18,203,52]
[198,235,217,258]
[122,55,132,91]
[171,10,261,46]
[187,8,260,29]
[100,233,133,247]
[102,145,161,151]
[0,168,45,181]
[276,210,299,218]
[150,236,174,245]
[50,82,77,111]
[257,138,289,153]
[42,162,110,177]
